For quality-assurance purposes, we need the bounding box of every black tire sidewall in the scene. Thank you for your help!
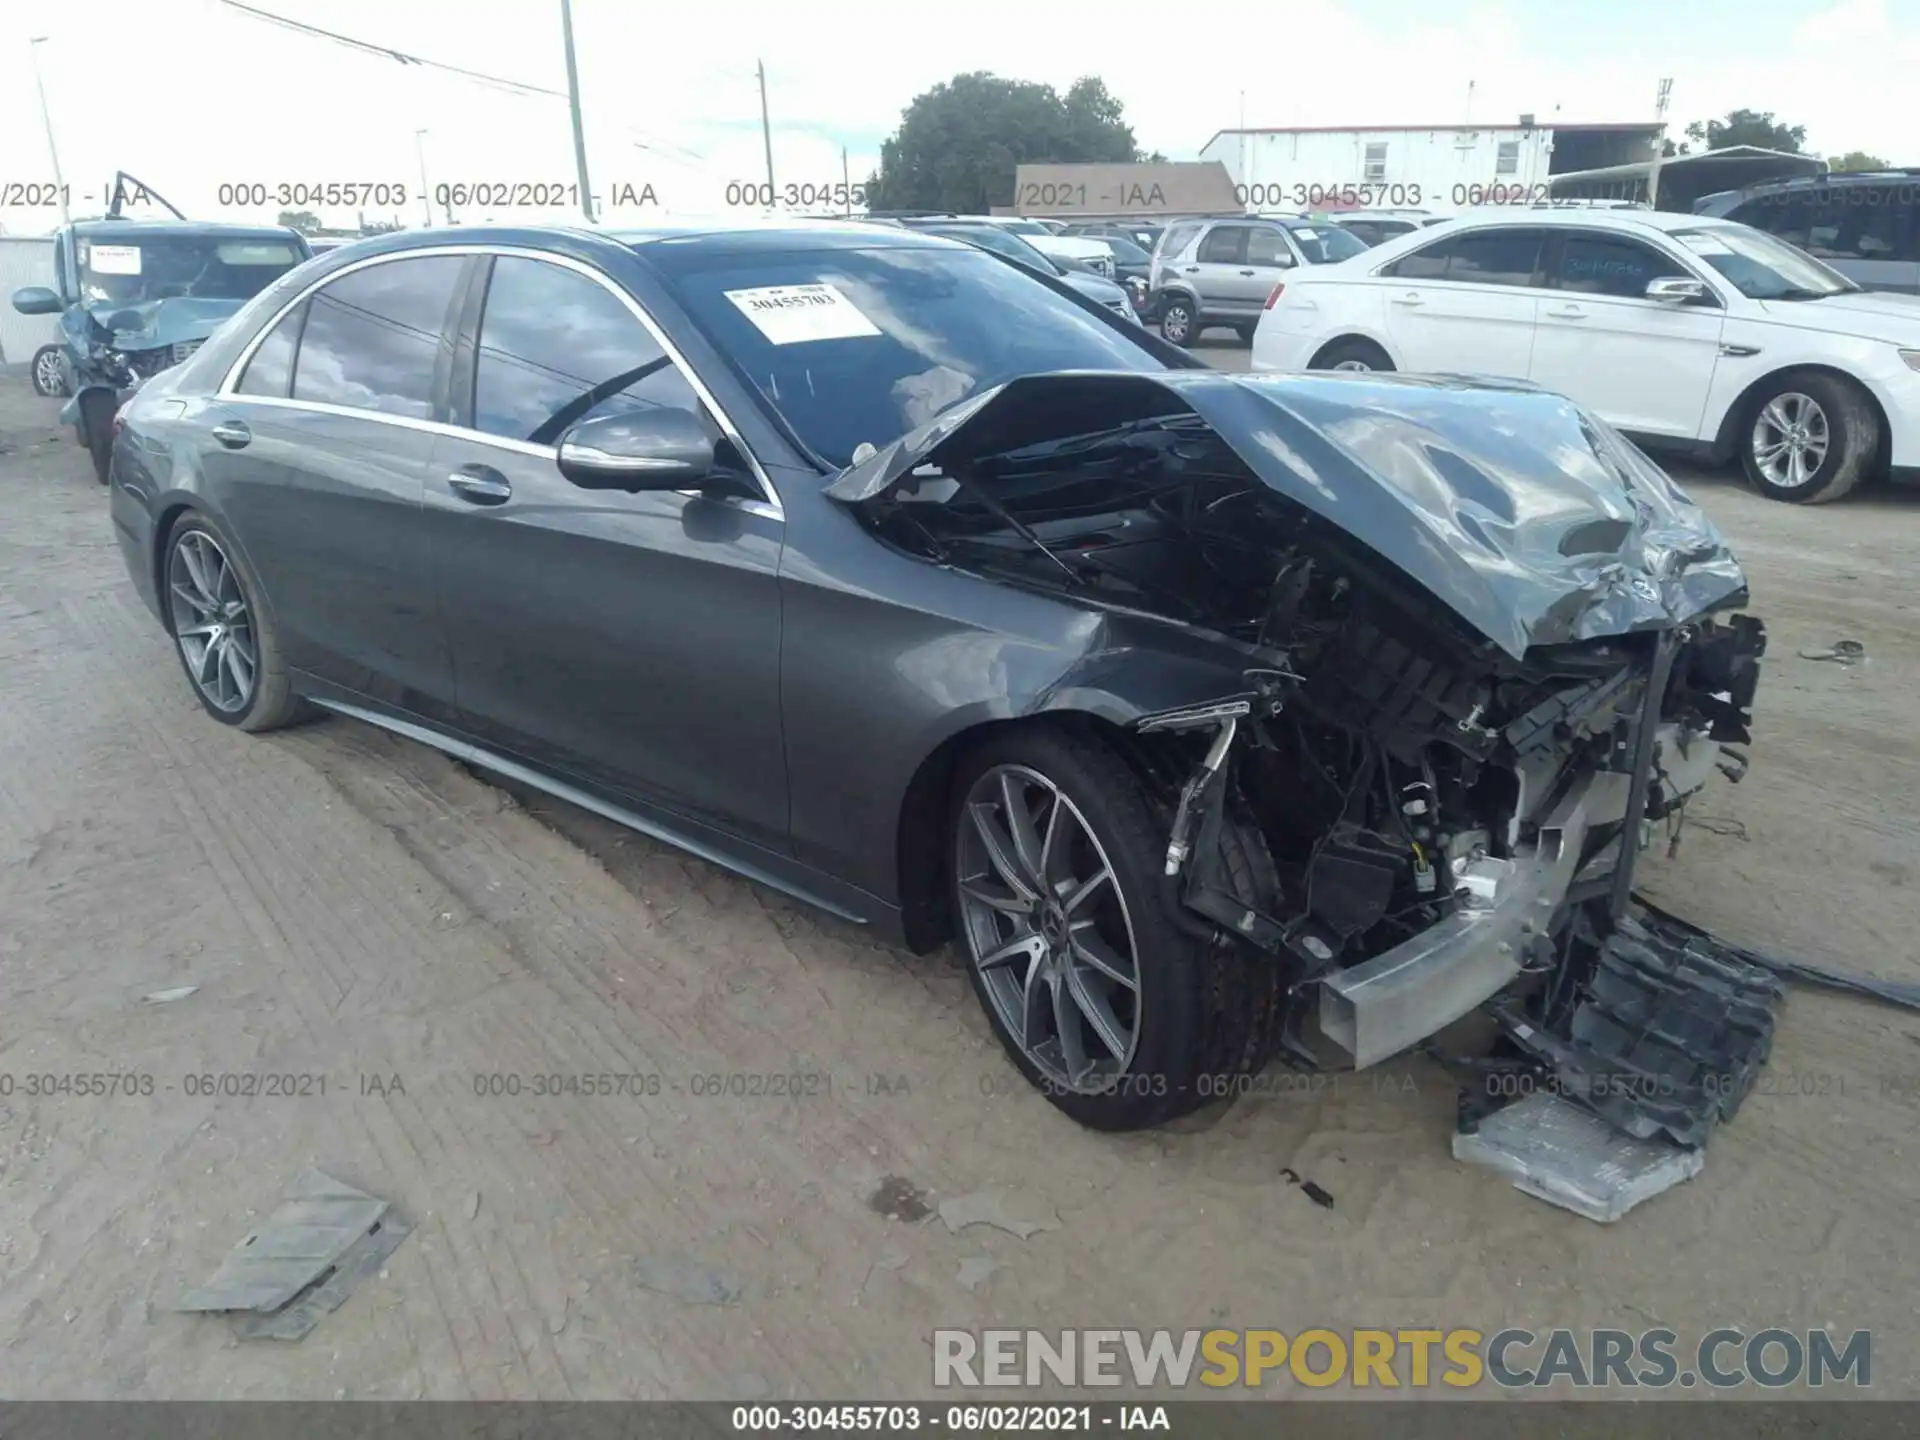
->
[1313,339,1390,372]
[164,513,271,728]
[79,391,115,485]
[949,726,1212,1130]
[1739,374,1869,503]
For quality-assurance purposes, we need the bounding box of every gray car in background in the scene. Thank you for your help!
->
[1693,170,1920,293]
[1149,216,1370,344]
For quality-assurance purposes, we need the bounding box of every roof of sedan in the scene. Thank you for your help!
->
[69,218,307,240]
[612,218,961,252]
[1421,208,1734,233]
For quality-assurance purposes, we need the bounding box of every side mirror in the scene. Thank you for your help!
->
[11,286,62,317]
[556,409,753,498]
[1646,276,1708,304]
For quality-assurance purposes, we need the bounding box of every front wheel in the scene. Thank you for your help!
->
[949,726,1281,1131]
[1740,373,1880,504]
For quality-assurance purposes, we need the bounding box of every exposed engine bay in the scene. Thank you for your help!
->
[843,387,1772,1134]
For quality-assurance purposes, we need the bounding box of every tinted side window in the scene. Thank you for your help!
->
[1804,193,1904,262]
[1444,230,1546,286]
[238,301,306,397]
[1729,191,1814,246]
[472,256,706,445]
[1555,232,1689,298]
[292,256,463,419]
[1388,237,1454,280]
[1246,227,1293,266]
[1197,226,1248,264]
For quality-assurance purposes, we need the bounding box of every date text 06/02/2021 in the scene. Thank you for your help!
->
[729,1404,1172,1432]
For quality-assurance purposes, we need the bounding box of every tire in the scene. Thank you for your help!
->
[31,345,65,398]
[1235,323,1258,345]
[79,390,116,486]
[162,511,303,732]
[1739,372,1880,505]
[948,725,1282,1131]
[1158,296,1198,347]
[1310,337,1393,373]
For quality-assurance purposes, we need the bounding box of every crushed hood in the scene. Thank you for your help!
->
[82,297,245,351]
[826,369,1749,660]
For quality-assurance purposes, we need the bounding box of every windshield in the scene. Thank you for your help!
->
[1287,224,1369,264]
[1669,225,1857,299]
[650,244,1166,469]
[76,235,305,305]
[1101,235,1152,265]
[919,225,1061,275]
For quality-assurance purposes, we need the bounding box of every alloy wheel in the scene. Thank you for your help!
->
[955,764,1142,1091]
[1161,307,1191,344]
[167,531,257,714]
[33,348,64,397]
[1330,358,1373,372]
[1751,392,1830,490]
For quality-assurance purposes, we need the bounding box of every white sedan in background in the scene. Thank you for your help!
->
[1252,208,1920,503]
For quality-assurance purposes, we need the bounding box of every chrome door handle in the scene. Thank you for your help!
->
[1238,268,1256,276]
[446,466,512,505]
[210,420,251,449]
[1545,305,1586,319]
[1183,265,1200,273]
[1390,292,1424,306]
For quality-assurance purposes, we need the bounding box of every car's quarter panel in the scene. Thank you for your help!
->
[1251,280,1395,372]
[1527,229,1727,439]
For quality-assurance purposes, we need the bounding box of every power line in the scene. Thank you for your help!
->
[213,0,569,99]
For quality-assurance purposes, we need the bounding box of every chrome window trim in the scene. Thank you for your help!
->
[218,242,785,519]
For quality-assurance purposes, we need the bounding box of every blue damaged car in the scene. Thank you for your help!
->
[12,219,310,484]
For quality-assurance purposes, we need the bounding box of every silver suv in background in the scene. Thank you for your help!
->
[1148,216,1369,344]
[1693,170,1920,293]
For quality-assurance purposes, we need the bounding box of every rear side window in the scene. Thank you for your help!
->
[1388,229,1545,286]
[1554,232,1691,298]
[471,255,706,446]
[237,300,306,398]
[292,256,464,420]
[1157,222,1202,260]
[1197,226,1248,264]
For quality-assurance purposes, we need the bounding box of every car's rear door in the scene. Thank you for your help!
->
[422,250,790,851]
[1190,224,1255,317]
[202,252,466,717]
[1376,226,1548,378]
[1528,227,1725,439]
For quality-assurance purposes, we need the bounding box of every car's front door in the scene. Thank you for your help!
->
[203,253,466,717]
[1243,225,1298,308]
[423,251,790,851]
[1528,229,1726,439]
[1377,226,1548,379]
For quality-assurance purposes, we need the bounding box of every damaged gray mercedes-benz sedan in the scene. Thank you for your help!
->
[105,222,1770,1134]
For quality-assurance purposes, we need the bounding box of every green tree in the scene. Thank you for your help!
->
[867,72,1141,212]
[1683,109,1808,153]
[1828,150,1890,172]
[277,209,322,235]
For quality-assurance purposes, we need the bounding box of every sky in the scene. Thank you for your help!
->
[2,0,1915,235]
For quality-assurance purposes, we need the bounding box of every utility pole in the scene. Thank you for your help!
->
[1646,77,1674,209]
[757,60,777,209]
[560,0,595,222]
[1238,91,1247,202]
[27,38,70,225]
[1464,79,1475,125]
[414,129,434,226]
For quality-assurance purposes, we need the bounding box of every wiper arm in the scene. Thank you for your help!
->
[943,471,1084,586]
[1770,287,1840,301]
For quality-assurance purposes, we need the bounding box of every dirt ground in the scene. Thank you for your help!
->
[0,362,1916,1401]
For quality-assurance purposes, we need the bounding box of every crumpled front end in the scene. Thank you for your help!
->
[832,367,1771,1087]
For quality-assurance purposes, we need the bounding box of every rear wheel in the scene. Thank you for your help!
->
[78,390,115,485]
[31,345,64,398]
[949,726,1281,1131]
[1158,296,1198,347]
[1739,372,1879,504]
[1310,337,1393,373]
[164,512,302,732]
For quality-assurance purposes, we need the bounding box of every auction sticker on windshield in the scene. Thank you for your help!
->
[1675,233,1734,256]
[724,284,881,345]
[87,245,143,275]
